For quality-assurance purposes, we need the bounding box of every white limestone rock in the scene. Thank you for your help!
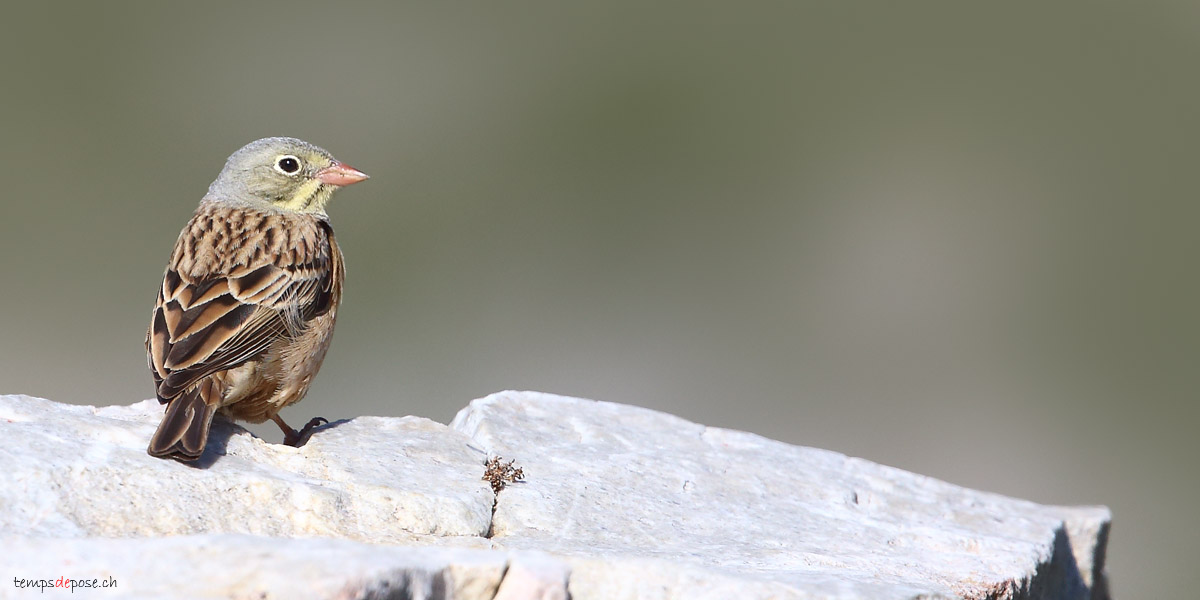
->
[0,394,493,543]
[0,392,1110,599]
[450,391,1111,600]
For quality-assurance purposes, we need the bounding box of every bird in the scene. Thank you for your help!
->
[145,137,368,461]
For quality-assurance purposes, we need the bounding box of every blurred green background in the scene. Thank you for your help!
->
[1,2,1194,595]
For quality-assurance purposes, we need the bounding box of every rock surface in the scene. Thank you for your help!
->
[0,395,492,543]
[0,391,1110,599]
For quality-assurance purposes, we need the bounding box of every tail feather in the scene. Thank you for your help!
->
[148,379,219,461]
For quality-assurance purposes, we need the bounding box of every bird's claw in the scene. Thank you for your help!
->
[282,416,329,447]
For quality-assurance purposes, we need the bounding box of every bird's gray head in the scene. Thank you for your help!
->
[204,137,368,214]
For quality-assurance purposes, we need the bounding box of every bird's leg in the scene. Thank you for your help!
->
[270,413,329,447]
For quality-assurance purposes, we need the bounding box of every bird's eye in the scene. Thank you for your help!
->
[275,155,301,175]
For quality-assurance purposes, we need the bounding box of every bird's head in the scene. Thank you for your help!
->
[204,137,368,214]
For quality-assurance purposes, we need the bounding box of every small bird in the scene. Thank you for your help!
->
[146,137,368,461]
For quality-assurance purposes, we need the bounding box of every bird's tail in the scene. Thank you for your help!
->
[148,378,219,461]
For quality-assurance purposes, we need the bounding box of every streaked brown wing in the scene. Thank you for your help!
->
[146,209,338,402]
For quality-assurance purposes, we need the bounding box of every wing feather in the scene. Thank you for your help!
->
[149,305,170,381]
[169,294,243,344]
[229,265,279,298]
[164,302,256,370]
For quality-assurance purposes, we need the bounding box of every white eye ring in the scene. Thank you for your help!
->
[274,155,302,175]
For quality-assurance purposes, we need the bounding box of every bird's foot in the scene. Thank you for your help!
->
[272,414,329,447]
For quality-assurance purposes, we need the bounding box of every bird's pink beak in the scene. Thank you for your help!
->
[316,161,370,187]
